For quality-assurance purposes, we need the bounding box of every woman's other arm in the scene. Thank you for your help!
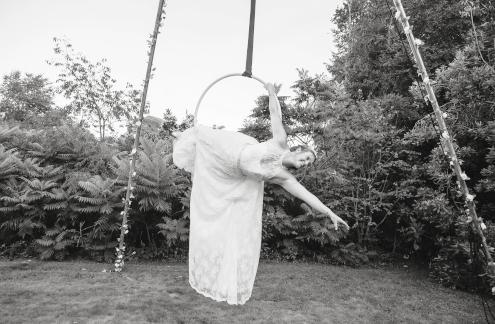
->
[268,170,349,230]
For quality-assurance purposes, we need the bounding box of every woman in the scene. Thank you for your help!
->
[173,83,349,305]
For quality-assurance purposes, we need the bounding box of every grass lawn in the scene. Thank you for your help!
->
[0,259,489,324]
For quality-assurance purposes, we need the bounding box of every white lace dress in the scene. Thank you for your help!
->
[172,125,288,305]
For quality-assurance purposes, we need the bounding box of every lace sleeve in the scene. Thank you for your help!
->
[260,141,289,179]
[172,128,196,174]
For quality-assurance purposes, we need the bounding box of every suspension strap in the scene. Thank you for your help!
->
[242,0,256,78]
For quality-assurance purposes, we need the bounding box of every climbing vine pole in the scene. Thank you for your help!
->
[114,0,167,272]
[392,0,495,278]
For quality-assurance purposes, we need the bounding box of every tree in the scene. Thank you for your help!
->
[160,109,194,136]
[329,0,471,99]
[0,71,55,121]
[47,38,144,141]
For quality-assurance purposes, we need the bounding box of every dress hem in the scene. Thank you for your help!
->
[189,279,251,305]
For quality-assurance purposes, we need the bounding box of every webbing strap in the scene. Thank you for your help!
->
[242,0,256,78]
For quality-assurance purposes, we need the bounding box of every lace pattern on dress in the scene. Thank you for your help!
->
[260,141,289,180]
[236,144,251,177]
[237,141,289,181]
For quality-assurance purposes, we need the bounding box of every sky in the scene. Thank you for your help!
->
[0,0,343,131]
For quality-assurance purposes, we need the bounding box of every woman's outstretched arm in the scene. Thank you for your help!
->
[265,83,287,149]
[268,170,349,230]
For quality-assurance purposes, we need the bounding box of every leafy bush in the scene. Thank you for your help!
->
[35,224,77,260]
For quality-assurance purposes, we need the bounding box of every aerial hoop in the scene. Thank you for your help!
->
[193,73,282,129]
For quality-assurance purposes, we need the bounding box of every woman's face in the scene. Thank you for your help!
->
[294,151,315,169]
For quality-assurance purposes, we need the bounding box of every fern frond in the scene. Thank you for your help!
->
[76,206,102,213]
[55,230,66,242]
[47,188,67,200]
[91,245,106,251]
[45,227,61,236]
[104,249,114,263]
[28,142,45,151]
[40,249,54,260]
[42,202,67,211]
[0,124,20,137]
[76,196,107,205]
[54,250,67,261]
[100,203,114,214]
[36,239,55,246]
[78,181,101,195]
[26,150,46,157]
[54,239,75,250]
[56,153,76,160]
[0,205,22,212]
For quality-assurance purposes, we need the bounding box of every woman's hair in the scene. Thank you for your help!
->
[290,145,317,162]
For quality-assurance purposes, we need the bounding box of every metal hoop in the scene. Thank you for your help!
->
[194,73,279,129]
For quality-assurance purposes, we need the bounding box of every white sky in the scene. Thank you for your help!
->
[0,0,342,131]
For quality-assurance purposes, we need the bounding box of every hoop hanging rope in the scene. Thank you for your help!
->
[193,0,282,129]
[242,0,257,78]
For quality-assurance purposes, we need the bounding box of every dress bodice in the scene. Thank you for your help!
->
[238,141,289,181]
[173,126,289,181]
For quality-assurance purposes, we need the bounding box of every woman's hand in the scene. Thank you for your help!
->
[264,83,276,95]
[327,210,350,231]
